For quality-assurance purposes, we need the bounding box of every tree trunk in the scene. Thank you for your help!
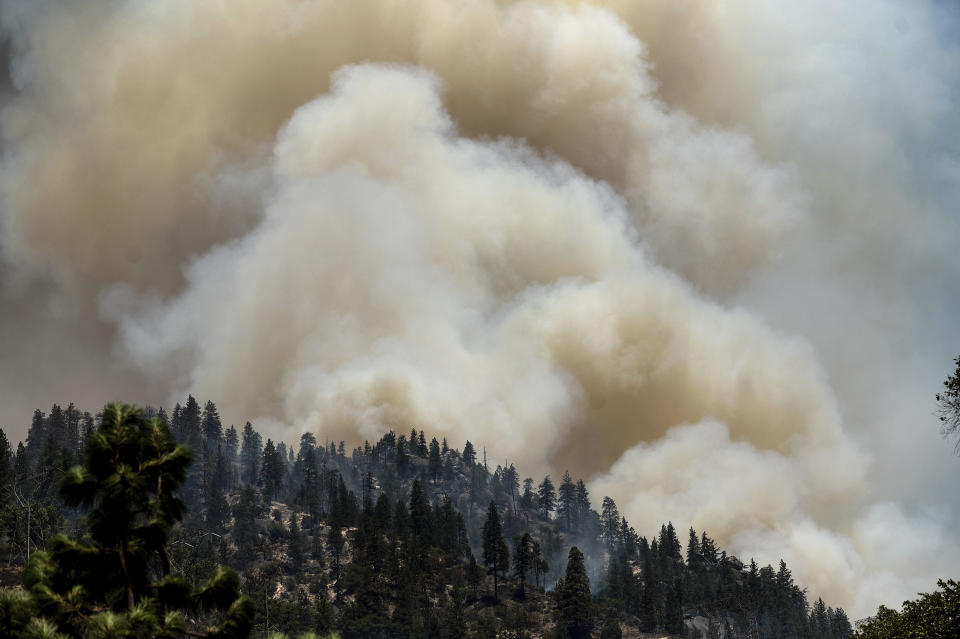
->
[118,541,135,610]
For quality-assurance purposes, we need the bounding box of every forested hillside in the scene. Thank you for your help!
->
[0,399,853,639]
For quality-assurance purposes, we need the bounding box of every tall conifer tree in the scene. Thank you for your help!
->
[537,475,556,519]
[556,546,593,639]
[481,501,509,601]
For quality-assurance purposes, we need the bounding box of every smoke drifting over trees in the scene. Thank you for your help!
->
[0,0,958,618]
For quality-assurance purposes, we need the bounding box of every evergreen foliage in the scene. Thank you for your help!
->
[240,422,262,487]
[513,532,533,599]
[558,471,576,531]
[428,437,442,483]
[555,546,592,639]
[481,500,509,601]
[1,402,254,638]
[0,429,12,504]
[537,475,556,519]
[0,397,871,639]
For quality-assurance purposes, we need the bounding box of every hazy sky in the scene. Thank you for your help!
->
[0,0,958,617]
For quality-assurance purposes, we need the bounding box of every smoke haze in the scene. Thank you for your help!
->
[1,0,958,617]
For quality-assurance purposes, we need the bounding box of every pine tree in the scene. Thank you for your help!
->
[637,577,657,632]
[428,438,442,483]
[24,408,45,464]
[35,430,66,503]
[664,579,684,635]
[575,480,591,532]
[372,493,392,532]
[314,591,334,636]
[232,485,259,563]
[288,513,304,573]
[503,464,519,513]
[686,527,701,564]
[408,480,431,543]
[327,526,345,571]
[538,475,556,519]
[170,403,183,441]
[831,607,852,638]
[558,471,576,531]
[294,434,321,519]
[520,477,535,510]
[513,532,533,599]
[205,447,231,531]
[659,522,681,561]
[222,426,239,489]
[467,552,482,601]
[417,431,428,456]
[532,540,547,588]
[46,404,66,447]
[0,429,12,505]
[776,559,793,589]
[620,518,637,559]
[64,403,81,464]
[80,412,97,446]
[12,442,27,485]
[556,546,593,639]
[223,426,239,462]
[3,403,254,638]
[811,597,828,637]
[181,395,202,448]
[442,587,467,639]
[408,429,418,453]
[481,501,509,601]
[462,441,476,466]
[600,496,620,549]
[240,422,261,485]
[201,401,223,445]
[260,439,284,501]
[700,531,718,564]
[179,396,204,510]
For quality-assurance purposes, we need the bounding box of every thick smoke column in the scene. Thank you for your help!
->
[1,0,958,617]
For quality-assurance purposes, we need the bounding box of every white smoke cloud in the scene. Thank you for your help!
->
[1,0,958,618]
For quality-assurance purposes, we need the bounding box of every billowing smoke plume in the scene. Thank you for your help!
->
[1,0,958,617]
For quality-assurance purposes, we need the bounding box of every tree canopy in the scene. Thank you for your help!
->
[936,356,960,452]
[855,579,959,639]
[1,403,254,639]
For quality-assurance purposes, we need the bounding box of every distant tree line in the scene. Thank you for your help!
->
[0,398,856,638]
